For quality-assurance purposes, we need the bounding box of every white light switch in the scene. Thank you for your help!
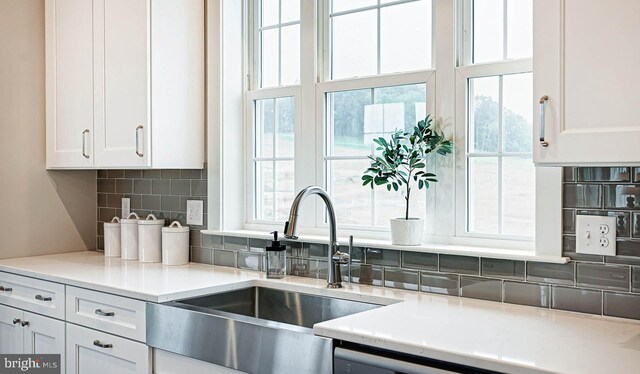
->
[576,215,616,256]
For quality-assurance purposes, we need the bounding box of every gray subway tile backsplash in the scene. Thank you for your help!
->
[577,167,630,182]
[527,262,575,285]
[633,267,640,293]
[191,246,212,265]
[402,251,438,271]
[576,263,630,292]
[420,271,459,296]
[384,268,419,291]
[237,252,264,271]
[440,255,479,275]
[552,286,602,315]
[563,184,602,209]
[603,292,640,320]
[481,258,525,280]
[503,282,550,308]
[223,236,249,251]
[604,184,640,210]
[365,248,400,267]
[459,276,502,302]
[214,249,237,267]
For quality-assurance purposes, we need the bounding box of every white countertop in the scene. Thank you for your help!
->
[1,251,639,374]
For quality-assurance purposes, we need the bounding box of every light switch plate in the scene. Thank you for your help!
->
[121,198,131,217]
[186,200,203,226]
[576,215,616,256]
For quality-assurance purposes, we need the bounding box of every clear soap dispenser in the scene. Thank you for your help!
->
[266,231,286,279]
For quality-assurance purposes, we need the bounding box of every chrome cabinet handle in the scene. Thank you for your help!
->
[82,129,90,158]
[0,286,12,292]
[20,320,29,327]
[35,294,52,301]
[12,318,21,325]
[135,125,144,157]
[539,95,549,147]
[93,340,113,349]
[95,309,115,317]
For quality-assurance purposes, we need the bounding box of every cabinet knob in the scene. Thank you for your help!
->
[35,294,52,302]
[20,320,29,327]
[12,318,21,325]
[95,309,115,317]
[93,340,113,349]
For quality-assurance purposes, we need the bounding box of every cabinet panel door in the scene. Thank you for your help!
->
[94,0,150,168]
[534,0,640,165]
[0,305,23,354]
[45,0,94,168]
[23,312,65,373]
[66,323,150,374]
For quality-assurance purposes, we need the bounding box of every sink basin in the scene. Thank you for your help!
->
[176,286,380,329]
[146,287,384,374]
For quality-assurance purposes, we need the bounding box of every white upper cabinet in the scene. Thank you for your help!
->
[45,0,205,169]
[533,0,640,165]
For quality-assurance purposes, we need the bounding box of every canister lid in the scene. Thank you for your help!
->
[139,213,165,226]
[162,221,189,233]
[103,216,121,228]
[121,212,140,223]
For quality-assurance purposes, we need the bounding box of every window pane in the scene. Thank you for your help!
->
[468,157,499,233]
[280,25,300,86]
[260,29,279,87]
[256,160,294,221]
[380,0,432,73]
[331,0,376,13]
[275,97,295,157]
[327,89,373,157]
[256,160,274,220]
[328,159,373,226]
[280,0,300,23]
[375,181,427,225]
[503,73,532,153]
[469,76,499,153]
[261,0,279,27]
[331,10,377,79]
[502,157,535,237]
[506,0,532,59]
[255,98,275,158]
[373,84,427,133]
[473,0,504,63]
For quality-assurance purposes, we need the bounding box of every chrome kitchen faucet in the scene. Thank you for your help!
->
[284,186,350,288]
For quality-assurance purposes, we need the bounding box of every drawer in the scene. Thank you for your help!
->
[0,272,65,320]
[66,286,146,342]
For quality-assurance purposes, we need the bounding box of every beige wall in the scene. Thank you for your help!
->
[0,0,96,259]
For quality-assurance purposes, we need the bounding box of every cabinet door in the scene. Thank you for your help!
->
[23,312,65,373]
[93,0,150,168]
[66,323,150,374]
[0,305,23,354]
[45,0,94,168]
[534,0,640,165]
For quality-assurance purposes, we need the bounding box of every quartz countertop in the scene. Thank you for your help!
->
[1,251,639,374]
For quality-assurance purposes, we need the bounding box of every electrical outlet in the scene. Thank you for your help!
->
[576,215,616,256]
[121,198,131,217]
[186,200,203,226]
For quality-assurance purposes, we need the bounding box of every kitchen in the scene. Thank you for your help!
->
[1,0,639,373]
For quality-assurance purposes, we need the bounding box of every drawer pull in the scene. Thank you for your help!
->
[12,318,21,325]
[35,294,52,302]
[20,320,29,327]
[0,286,12,292]
[95,309,115,317]
[93,340,113,349]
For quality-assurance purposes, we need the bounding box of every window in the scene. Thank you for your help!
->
[239,0,549,250]
[457,0,534,240]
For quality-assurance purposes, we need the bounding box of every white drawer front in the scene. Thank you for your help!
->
[66,286,146,342]
[0,272,65,319]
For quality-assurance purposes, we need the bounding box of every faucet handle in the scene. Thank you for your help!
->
[332,250,350,265]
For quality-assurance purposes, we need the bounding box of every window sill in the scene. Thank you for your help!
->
[201,229,569,264]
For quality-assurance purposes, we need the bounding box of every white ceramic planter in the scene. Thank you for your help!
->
[390,218,424,246]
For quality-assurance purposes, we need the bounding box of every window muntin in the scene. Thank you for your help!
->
[329,0,433,80]
[258,0,301,87]
[325,83,428,227]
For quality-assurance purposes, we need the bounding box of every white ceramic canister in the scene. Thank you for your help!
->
[120,212,140,260]
[138,214,165,263]
[162,221,190,266]
[103,217,121,257]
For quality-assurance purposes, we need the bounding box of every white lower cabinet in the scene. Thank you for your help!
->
[66,323,150,374]
[153,349,243,374]
[0,305,66,372]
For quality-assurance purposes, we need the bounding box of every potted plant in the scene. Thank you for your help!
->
[362,115,452,245]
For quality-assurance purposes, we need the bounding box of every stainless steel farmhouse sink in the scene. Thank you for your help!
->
[146,287,383,374]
